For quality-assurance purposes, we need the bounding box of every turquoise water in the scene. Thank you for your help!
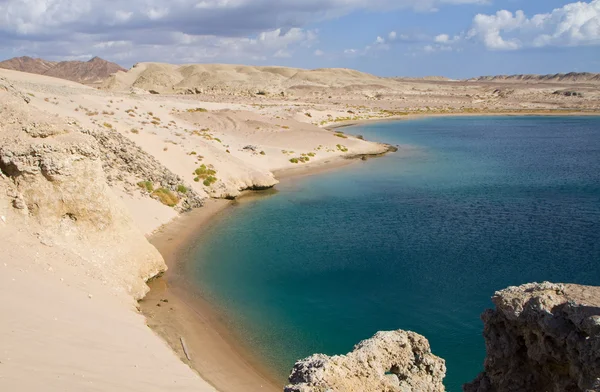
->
[184,116,600,391]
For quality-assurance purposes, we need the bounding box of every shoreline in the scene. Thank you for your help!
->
[324,109,600,130]
[140,198,283,392]
[139,152,394,392]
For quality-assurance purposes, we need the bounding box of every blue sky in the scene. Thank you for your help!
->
[0,0,598,78]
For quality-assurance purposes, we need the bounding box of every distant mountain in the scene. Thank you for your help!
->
[469,72,600,83]
[0,56,126,84]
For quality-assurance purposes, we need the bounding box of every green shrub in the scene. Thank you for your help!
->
[137,181,154,192]
[152,188,179,207]
[187,108,208,112]
[289,158,299,164]
[176,185,188,194]
[260,151,266,155]
[203,176,217,186]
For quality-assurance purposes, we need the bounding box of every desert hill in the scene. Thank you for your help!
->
[102,62,389,95]
[469,72,600,83]
[0,56,126,85]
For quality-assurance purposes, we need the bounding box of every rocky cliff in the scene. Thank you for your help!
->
[465,282,600,392]
[285,330,446,392]
[0,77,166,299]
[286,283,600,392]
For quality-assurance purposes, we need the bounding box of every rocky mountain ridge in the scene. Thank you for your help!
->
[469,72,600,83]
[0,56,126,84]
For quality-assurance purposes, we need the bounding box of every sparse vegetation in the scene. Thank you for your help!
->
[203,176,217,186]
[131,128,139,134]
[187,107,208,113]
[260,151,266,155]
[336,144,349,152]
[152,188,179,207]
[176,185,188,194]
[103,122,113,129]
[137,181,154,192]
[193,164,218,186]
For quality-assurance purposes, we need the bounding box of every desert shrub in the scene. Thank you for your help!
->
[260,151,266,155]
[152,188,179,207]
[256,91,267,96]
[187,108,208,113]
[151,120,160,125]
[305,112,312,117]
[137,181,154,192]
[131,128,140,134]
[214,138,222,143]
[336,144,348,152]
[176,185,188,194]
[203,176,217,187]
[307,152,315,157]
[289,158,299,164]
[103,122,113,129]
[282,126,290,129]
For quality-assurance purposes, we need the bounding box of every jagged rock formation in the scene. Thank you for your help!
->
[0,56,125,84]
[465,282,600,392]
[80,128,204,212]
[285,330,446,392]
[0,77,165,299]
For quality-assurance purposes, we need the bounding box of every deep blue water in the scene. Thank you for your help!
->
[184,116,600,391]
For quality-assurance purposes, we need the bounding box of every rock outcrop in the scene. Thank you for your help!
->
[285,330,446,392]
[0,78,165,299]
[465,282,600,392]
[81,128,204,212]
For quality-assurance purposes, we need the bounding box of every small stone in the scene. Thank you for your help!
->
[88,294,93,299]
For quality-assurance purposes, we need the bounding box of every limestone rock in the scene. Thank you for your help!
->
[0,84,166,299]
[464,282,600,392]
[285,330,446,392]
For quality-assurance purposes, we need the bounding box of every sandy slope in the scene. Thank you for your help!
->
[0,228,215,392]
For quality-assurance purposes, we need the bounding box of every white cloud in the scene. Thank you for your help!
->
[467,0,600,50]
[314,49,325,56]
[0,0,487,63]
[389,31,397,40]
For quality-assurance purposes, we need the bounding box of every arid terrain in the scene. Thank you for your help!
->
[1,62,599,392]
[0,56,126,85]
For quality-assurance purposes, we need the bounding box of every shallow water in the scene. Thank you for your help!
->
[186,116,600,391]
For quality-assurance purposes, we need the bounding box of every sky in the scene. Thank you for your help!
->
[0,0,599,78]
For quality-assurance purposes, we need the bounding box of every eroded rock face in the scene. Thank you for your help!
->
[285,330,446,392]
[0,81,165,299]
[464,282,600,392]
